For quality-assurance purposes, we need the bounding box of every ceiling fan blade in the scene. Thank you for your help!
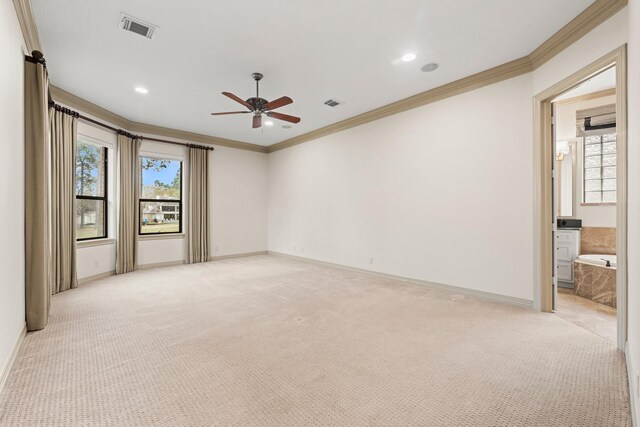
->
[222,92,253,110]
[267,111,301,124]
[211,111,251,115]
[265,96,293,111]
[252,114,262,129]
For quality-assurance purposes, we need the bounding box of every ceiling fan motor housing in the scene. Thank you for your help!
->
[247,97,269,112]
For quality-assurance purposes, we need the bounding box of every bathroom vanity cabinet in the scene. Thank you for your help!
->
[556,229,581,286]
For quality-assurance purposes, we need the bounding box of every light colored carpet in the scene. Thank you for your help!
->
[0,255,631,426]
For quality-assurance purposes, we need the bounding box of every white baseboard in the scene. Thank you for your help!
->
[138,260,186,270]
[627,342,638,427]
[209,251,268,261]
[80,253,269,279]
[80,262,187,282]
[0,323,26,396]
[268,251,533,308]
[78,270,116,285]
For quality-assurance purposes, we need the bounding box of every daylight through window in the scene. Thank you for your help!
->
[583,133,616,204]
[139,157,182,234]
[76,140,108,240]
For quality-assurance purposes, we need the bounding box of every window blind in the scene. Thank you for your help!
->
[576,104,616,137]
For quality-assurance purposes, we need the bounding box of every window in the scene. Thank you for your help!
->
[139,157,182,234]
[76,140,108,240]
[583,133,616,204]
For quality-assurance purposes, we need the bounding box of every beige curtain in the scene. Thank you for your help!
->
[24,58,51,331]
[188,147,210,263]
[116,133,141,274]
[49,107,78,294]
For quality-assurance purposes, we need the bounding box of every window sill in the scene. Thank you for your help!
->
[138,233,185,241]
[77,238,115,248]
[580,202,617,206]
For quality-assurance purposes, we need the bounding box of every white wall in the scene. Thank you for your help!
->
[626,0,640,419]
[136,137,269,262]
[269,74,534,301]
[74,125,269,277]
[268,7,630,304]
[555,94,617,227]
[0,1,26,383]
[211,145,268,257]
[76,243,116,279]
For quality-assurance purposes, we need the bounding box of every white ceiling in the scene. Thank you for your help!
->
[554,66,616,101]
[32,0,595,147]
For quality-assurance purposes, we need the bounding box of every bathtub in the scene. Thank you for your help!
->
[574,254,617,308]
[576,254,617,268]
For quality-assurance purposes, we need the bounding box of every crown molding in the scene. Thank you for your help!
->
[529,0,627,69]
[267,56,533,153]
[268,0,628,153]
[49,85,268,153]
[553,87,616,105]
[15,0,627,154]
[127,121,268,153]
[12,0,41,53]
[49,86,130,128]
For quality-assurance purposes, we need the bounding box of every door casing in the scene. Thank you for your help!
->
[532,45,628,351]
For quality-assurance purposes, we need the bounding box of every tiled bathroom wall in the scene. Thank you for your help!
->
[580,227,616,255]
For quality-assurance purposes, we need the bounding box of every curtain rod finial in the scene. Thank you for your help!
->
[31,50,46,65]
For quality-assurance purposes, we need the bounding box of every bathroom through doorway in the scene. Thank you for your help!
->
[533,45,627,351]
[550,66,618,343]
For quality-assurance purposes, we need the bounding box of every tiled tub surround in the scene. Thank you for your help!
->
[580,227,616,255]
[574,260,616,308]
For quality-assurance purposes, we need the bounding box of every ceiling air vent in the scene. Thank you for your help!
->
[119,13,158,39]
[324,99,341,107]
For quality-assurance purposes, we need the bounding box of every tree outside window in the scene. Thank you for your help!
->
[76,140,107,240]
[139,157,182,234]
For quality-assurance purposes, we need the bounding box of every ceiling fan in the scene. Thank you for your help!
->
[211,73,301,129]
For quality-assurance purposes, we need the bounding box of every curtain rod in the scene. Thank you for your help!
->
[48,100,215,151]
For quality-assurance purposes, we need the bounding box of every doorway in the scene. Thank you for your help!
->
[551,67,618,343]
[533,45,627,351]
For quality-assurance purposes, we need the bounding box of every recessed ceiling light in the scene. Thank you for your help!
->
[265,120,274,127]
[134,87,149,94]
[402,53,417,62]
[282,125,292,129]
[421,63,439,72]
